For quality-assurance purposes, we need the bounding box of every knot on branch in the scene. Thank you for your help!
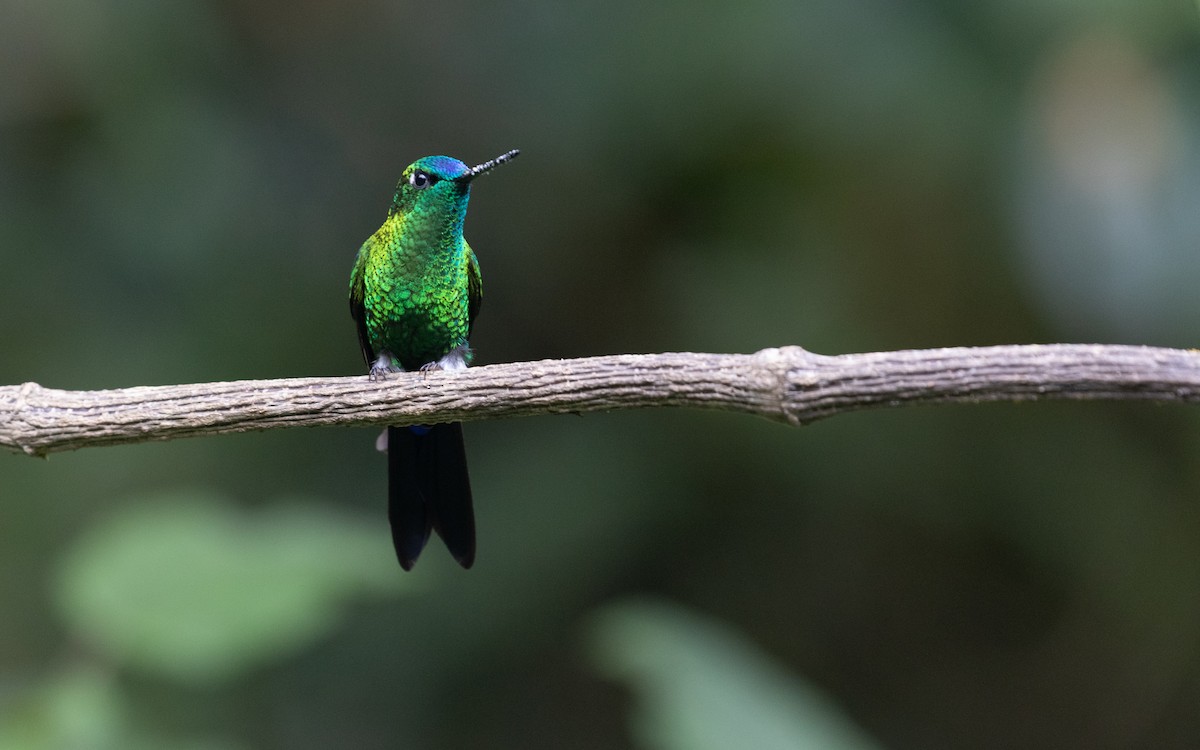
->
[750,346,826,427]
[3,382,45,456]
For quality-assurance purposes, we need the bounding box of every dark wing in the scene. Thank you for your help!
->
[465,242,482,337]
[349,243,376,368]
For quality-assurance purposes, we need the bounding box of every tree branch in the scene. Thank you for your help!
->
[2,344,1198,457]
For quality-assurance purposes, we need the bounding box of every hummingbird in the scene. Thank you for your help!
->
[349,149,519,570]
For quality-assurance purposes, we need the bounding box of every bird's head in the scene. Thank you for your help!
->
[389,150,519,221]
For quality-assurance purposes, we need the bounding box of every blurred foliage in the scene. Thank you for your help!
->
[55,491,407,683]
[589,599,883,750]
[3,0,1200,748]
[0,664,246,750]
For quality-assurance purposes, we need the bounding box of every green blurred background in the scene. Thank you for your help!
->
[4,1,1200,748]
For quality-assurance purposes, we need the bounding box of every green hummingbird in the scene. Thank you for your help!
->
[349,149,519,570]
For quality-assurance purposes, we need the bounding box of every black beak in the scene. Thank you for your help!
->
[456,149,520,183]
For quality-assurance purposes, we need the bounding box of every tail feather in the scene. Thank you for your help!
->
[386,423,475,570]
[427,422,475,568]
[386,426,432,570]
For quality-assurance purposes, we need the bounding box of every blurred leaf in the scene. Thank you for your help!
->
[0,664,246,750]
[55,490,410,684]
[0,666,122,750]
[589,598,885,750]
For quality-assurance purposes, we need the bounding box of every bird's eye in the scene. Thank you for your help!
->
[409,170,433,189]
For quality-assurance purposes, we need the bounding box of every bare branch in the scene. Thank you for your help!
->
[2,344,1198,457]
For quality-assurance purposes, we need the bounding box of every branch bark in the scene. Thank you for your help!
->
[2,344,1198,457]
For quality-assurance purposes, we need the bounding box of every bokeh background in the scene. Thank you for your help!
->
[4,1,1200,748]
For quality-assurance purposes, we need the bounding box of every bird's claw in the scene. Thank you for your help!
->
[368,366,389,382]
[369,352,402,381]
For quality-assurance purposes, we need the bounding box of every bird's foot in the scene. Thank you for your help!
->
[369,352,402,381]
[418,361,443,380]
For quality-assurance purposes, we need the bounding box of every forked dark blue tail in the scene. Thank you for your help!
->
[386,423,475,570]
